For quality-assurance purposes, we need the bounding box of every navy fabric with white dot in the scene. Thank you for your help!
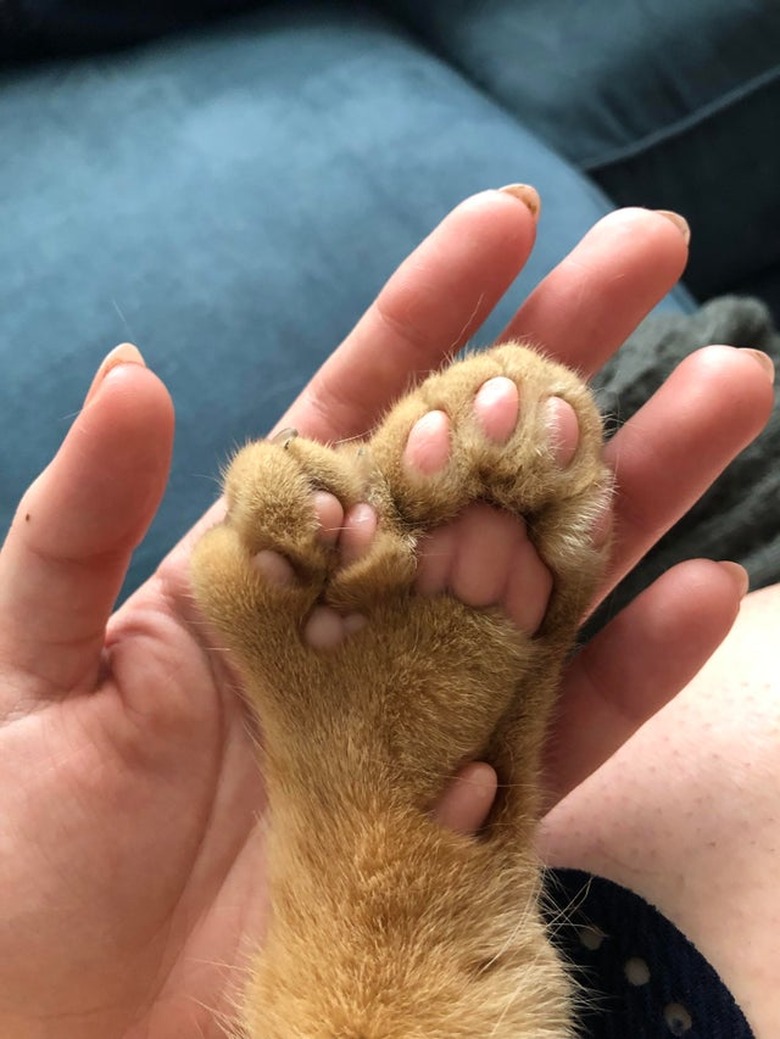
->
[546,869,754,1038]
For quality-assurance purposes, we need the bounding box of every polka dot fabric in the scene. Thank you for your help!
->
[546,870,754,1038]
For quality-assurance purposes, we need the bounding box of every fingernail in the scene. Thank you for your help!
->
[743,348,775,383]
[720,561,749,599]
[498,183,541,219]
[83,343,146,407]
[655,210,691,244]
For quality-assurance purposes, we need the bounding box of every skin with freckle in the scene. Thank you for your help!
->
[191,342,611,1039]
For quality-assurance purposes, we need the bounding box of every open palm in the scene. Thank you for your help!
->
[0,194,771,1039]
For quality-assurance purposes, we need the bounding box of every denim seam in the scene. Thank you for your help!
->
[581,61,780,172]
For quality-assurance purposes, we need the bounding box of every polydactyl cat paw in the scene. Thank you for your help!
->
[192,341,611,657]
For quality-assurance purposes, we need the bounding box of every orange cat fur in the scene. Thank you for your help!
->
[191,342,611,1038]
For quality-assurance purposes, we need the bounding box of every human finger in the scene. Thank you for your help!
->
[0,346,174,701]
[503,207,690,373]
[599,345,774,597]
[275,187,539,442]
[432,761,498,834]
[543,558,748,804]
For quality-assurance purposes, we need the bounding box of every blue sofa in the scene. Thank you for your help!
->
[1,0,778,594]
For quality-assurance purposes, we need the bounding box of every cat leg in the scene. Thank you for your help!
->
[189,345,607,1039]
[362,341,612,833]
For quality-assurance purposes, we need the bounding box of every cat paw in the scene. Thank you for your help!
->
[220,392,561,651]
[193,342,610,660]
[191,341,611,823]
[367,341,611,628]
[190,429,387,644]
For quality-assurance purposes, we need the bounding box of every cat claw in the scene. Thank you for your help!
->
[272,427,299,447]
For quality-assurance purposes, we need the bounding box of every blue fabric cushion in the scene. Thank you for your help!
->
[381,0,780,307]
[2,2,675,593]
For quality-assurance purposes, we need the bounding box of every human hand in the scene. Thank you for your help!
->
[0,190,772,1038]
